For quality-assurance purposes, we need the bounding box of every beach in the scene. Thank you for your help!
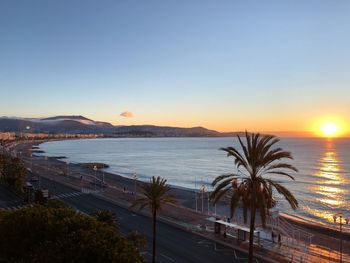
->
[9,139,350,262]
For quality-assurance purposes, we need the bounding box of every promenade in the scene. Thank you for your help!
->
[10,141,350,263]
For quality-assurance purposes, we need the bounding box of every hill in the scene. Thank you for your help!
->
[0,116,243,137]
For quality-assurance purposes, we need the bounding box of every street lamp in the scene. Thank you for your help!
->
[101,163,105,191]
[200,184,208,214]
[93,165,98,191]
[194,177,198,212]
[133,173,138,199]
[332,211,349,263]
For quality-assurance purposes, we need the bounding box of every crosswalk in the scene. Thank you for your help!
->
[0,188,100,211]
[1,204,34,211]
[52,188,99,200]
[52,191,86,199]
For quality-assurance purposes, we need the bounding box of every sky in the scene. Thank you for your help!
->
[1,0,350,135]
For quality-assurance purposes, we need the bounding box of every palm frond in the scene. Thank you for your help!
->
[211,132,298,226]
[265,171,295,180]
[266,179,298,210]
[130,176,177,212]
[211,173,237,186]
[229,189,242,218]
[210,188,230,204]
[263,163,298,173]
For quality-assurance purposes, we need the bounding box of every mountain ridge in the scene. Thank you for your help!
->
[0,115,242,137]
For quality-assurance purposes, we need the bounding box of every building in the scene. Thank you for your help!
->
[0,132,16,141]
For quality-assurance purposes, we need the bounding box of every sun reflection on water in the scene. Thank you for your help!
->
[310,140,346,220]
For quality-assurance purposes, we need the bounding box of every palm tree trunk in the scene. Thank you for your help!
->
[248,183,257,263]
[152,207,157,263]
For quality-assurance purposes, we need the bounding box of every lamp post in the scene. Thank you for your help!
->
[332,211,349,263]
[133,173,138,199]
[102,163,105,191]
[195,177,198,212]
[66,161,69,176]
[93,165,98,191]
[200,184,208,214]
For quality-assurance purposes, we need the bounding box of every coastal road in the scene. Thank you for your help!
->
[33,175,265,263]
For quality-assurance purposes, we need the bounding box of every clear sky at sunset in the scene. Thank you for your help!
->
[1,0,349,134]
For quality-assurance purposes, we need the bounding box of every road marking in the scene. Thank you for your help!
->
[160,253,175,262]
[197,240,233,252]
[54,189,101,199]
[197,239,255,261]
[53,191,84,199]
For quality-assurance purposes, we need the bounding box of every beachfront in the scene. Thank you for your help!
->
[7,139,350,263]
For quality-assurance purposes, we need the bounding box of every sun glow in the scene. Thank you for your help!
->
[312,117,349,138]
[320,122,338,137]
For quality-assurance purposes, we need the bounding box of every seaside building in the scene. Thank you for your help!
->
[17,133,100,140]
[0,132,16,141]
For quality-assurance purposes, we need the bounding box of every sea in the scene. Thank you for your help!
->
[39,137,350,229]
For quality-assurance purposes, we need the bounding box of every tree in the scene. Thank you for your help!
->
[211,132,298,263]
[91,209,118,230]
[131,176,176,263]
[0,205,145,263]
[0,155,26,191]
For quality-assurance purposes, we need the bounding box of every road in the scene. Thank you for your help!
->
[1,172,265,263]
[42,175,265,263]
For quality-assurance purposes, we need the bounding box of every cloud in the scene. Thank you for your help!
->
[120,111,134,118]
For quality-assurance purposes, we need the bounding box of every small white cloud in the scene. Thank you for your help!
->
[120,111,134,118]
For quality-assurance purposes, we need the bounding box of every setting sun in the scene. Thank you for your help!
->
[320,122,338,137]
[312,117,349,138]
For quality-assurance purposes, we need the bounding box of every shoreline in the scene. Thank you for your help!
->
[12,140,350,244]
[34,139,350,235]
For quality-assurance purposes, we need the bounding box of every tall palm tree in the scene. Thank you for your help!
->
[211,132,298,263]
[131,176,177,263]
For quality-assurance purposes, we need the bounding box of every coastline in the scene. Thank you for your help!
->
[11,139,350,258]
[21,139,350,234]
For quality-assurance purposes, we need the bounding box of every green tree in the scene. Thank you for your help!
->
[131,176,177,263]
[0,205,145,263]
[211,132,298,263]
[1,155,26,191]
[91,209,118,230]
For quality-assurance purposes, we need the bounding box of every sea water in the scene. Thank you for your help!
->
[39,137,350,228]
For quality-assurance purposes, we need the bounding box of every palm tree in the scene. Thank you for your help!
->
[211,132,298,263]
[131,176,177,263]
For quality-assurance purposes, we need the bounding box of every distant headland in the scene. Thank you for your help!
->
[0,115,246,138]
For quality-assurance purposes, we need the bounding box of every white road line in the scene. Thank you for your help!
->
[53,190,99,200]
[160,253,175,262]
[197,239,238,253]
